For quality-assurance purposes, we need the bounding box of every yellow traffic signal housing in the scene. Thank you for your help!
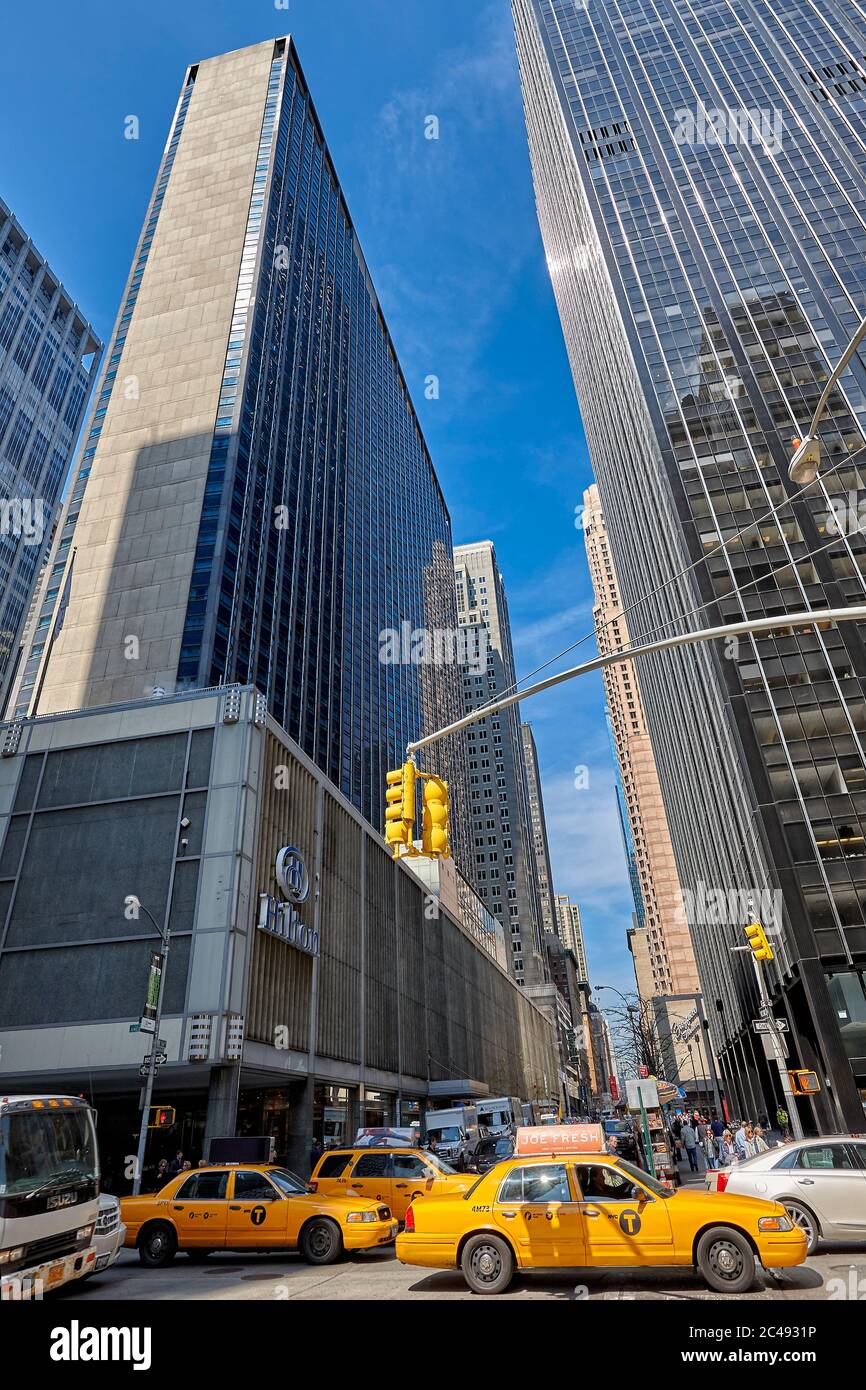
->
[385,762,416,856]
[788,1069,820,1095]
[148,1106,176,1129]
[422,774,450,858]
[744,921,775,962]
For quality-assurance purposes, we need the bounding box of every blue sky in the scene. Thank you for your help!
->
[1,0,636,993]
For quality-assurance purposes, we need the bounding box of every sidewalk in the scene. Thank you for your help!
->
[675,1157,709,1188]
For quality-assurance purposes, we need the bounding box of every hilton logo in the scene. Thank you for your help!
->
[257,845,319,956]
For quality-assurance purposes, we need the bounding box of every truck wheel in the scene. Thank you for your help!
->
[138,1222,177,1268]
[696,1227,756,1294]
[461,1234,514,1294]
[300,1217,343,1266]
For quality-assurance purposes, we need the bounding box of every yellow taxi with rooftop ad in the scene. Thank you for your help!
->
[309,1145,474,1222]
[395,1126,808,1294]
[121,1162,397,1268]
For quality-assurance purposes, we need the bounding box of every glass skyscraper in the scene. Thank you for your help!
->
[515,0,866,1126]
[0,199,100,707]
[13,38,466,851]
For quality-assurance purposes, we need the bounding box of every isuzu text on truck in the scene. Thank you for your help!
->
[0,1095,100,1298]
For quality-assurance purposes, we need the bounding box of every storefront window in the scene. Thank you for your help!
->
[313,1085,350,1151]
[363,1089,392,1129]
[826,971,866,1074]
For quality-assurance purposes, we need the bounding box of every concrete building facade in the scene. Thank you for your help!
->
[521,721,557,935]
[453,541,546,987]
[583,483,701,999]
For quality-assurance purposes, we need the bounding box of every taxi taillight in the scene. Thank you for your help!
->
[716,1173,729,1193]
[404,1205,415,1233]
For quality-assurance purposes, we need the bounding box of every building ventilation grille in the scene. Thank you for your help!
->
[799,55,866,101]
[578,118,636,164]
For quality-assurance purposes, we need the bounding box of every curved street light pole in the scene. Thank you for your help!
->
[789,310,866,484]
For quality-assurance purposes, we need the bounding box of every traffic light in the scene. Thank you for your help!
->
[421,774,450,858]
[788,1069,821,1095]
[744,920,775,962]
[148,1106,176,1129]
[385,761,416,857]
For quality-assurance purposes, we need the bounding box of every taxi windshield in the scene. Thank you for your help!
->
[614,1158,672,1199]
[267,1167,310,1196]
[423,1152,457,1175]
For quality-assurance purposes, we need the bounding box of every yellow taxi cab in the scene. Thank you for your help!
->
[395,1151,807,1294]
[310,1146,474,1221]
[121,1163,397,1268]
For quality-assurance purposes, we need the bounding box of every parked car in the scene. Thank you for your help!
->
[469,1136,515,1174]
[706,1136,866,1254]
[86,1194,126,1277]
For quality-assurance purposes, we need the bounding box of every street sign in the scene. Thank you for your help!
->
[129,1023,140,1033]
[140,1052,167,1072]
[139,1016,156,1035]
[752,1018,789,1033]
[626,1077,659,1111]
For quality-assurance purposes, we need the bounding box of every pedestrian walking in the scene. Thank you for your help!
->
[734,1123,748,1160]
[680,1120,700,1172]
[753,1126,769,1154]
[702,1126,716,1170]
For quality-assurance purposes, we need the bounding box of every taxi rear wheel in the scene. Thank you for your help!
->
[461,1234,514,1295]
[696,1227,756,1294]
[138,1222,177,1269]
[300,1217,343,1266]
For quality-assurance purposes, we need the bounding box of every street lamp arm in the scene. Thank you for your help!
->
[804,310,866,443]
[135,900,168,946]
[407,604,866,755]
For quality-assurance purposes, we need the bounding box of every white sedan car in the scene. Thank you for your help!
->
[707,1137,866,1253]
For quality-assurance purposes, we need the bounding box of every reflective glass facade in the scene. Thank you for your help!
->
[515,0,866,1125]
[0,201,100,704]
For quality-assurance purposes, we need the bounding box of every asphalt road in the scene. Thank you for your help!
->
[55,1241,866,1302]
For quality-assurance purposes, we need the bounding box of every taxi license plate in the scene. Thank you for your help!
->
[47,1263,65,1286]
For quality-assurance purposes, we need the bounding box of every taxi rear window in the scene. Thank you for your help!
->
[317,1153,351,1178]
[176,1171,229,1200]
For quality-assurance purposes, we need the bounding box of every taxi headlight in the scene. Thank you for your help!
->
[0,1247,23,1264]
[346,1211,377,1223]
[758,1215,793,1232]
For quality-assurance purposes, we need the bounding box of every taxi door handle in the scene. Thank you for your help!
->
[501,1210,516,1219]
[230,1205,242,1210]
[395,1183,408,1189]
[584,1207,600,1218]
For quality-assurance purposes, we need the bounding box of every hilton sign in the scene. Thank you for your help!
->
[257,845,319,957]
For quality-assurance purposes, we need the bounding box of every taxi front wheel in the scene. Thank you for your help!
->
[138,1222,177,1269]
[696,1227,756,1294]
[461,1234,514,1295]
[300,1217,343,1266]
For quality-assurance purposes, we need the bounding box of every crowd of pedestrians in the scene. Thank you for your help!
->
[669,1109,780,1172]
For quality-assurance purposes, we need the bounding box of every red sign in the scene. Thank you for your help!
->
[610,1075,620,1100]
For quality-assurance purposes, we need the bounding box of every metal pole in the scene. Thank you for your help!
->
[406,605,866,755]
[694,994,724,1117]
[132,907,170,1197]
[750,953,804,1142]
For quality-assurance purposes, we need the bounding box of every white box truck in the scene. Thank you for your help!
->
[0,1095,100,1299]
